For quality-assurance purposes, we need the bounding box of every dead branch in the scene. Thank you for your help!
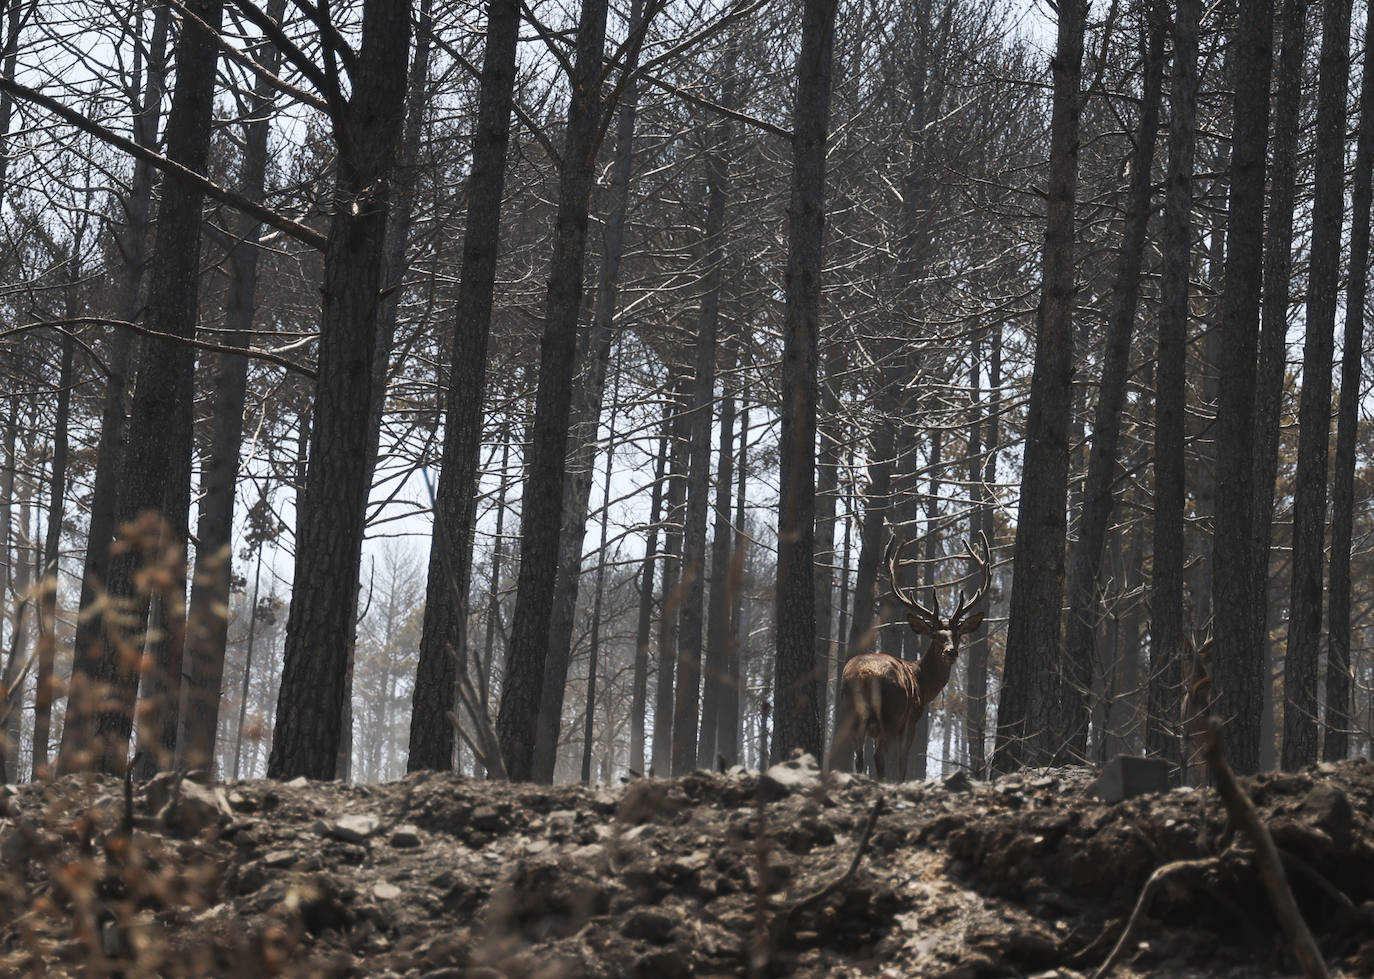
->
[1279,850,1355,915]
[773,794,886,946]
[447,642,508,781]
[1091,858,1220,979]
[1203,718,1329,979]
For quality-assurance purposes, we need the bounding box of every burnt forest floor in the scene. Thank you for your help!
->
[3,752,1374,977]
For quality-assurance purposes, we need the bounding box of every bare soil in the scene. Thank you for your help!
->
[2,753,1373,977]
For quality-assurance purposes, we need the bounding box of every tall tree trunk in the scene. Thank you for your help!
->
[336,0,435,782]
[908,430,943,780]
[967,323,1001,776]
[832,443,853,743]
[0,0,30,209]
[812,343,842,759]
[472,418,514,778]
[1212,0,1274,776]
[1252,0,1308,771]
[1064,5,1164,761]
[963,334,982,769]
[994,0,1087,772]
[32,329,73,779]
[845,412,896,664]
[1325,0,1374,764]
[652,392,689,775]
[1146,0,1200,775]
[267,1,414,779]
[0,400,16,773]
[581,357,622,783]
[231,543,264,780]
[2,479,31,781]
[720,390,749,766]
[101,0,225,778]
[630,411,669,775]
[532,0,649,783]
[702,304,739,769]
[773,0,838,764]
[496,0,611,782]
[673,72,735,776]
[60,1,169,774]
[180,0,288,773]
[408,0,519,773]
[1282,0,1350,771]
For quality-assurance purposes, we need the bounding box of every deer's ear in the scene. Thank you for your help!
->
[959,611,985,633]
[907,613,933,634]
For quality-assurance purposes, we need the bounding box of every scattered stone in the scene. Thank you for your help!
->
[1300,784,1354,844]
[158,778,229,837]
[286,776,310,789]
[1089,754,1170,803]
[628,949,691,979]
[546,810,577,836]
[944,770,973,793]
[615,780,674,826]
[390,824,421,848]
[373,882,402,901]
[622,906,677,944]
[469,805,504,832]
[664,850,710,880]
[263,849,296,868]
[329,813,381,843]
[760,753,821,799]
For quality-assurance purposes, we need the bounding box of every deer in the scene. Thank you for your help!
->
[827,531,991,782]
[1181,633,1215,787]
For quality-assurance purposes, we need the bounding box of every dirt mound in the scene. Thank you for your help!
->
[2,755,1372,977]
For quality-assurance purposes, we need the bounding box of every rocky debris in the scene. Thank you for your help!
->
[760,750,822,799]
[1,758,1372,976]
[327,813,381,843]
[145,771,234,837]
[1089,754,1171,803]
[943,769,974,793]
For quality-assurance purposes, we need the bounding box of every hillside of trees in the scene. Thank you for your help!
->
[1,0,1374,795]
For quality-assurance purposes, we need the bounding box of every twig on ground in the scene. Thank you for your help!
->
[1203,718,1329,979]
[772,794,886,947]
[1092,857,1220,979]
[1279,850,1355,915]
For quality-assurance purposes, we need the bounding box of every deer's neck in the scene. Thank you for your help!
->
[915,655,952,704]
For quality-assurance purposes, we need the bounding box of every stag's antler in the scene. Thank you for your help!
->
[950,531,992,628]
[884,534,940,629]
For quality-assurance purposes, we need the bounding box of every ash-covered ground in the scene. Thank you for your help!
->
[3,752,1373,977]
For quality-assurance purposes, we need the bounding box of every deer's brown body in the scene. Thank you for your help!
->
[836,654,924,781]
[828,533,990,782]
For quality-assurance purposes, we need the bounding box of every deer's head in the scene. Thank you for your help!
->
[884,531,992,674]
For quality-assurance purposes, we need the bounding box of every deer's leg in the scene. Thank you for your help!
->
[897,707,924,782]
[873,737,888,781]
[897,725,916,783]
[826,714,859,777]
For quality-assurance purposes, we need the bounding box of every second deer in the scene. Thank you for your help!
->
[828,532,991,781]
